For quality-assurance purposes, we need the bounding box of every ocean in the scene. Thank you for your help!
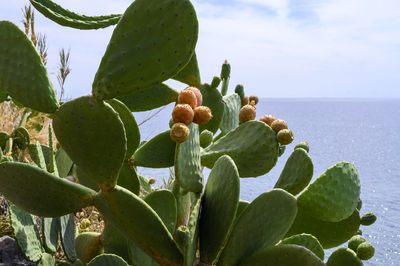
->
[135,98,400,265]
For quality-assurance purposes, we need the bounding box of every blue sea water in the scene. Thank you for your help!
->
[135,98,400,265]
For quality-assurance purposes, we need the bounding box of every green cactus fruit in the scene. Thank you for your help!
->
[295,140,310,153]
[9,202,43,262]
[144,190,177,234]
[234,200,250,223]
[220,60,231,80]
[277,129,294,145]
[175,123,203,193]
[241,95,249,106]
[360,212,377,226]
[170,123,190,143]
[185,87,203,107]
[53,96,127,191]
[348,235,367,252]
[259,114,276,126]
[240,244,325,266]
[274,148,313,195]
[199,130,213,148]
[80,218,91,230]
[357,242,375,260]
[297,162,360,222]
[60,213,77,261]
[217,189,297,266]
[0,21,59,113]
[175,225,190,250]
[239,104,256,123]
[37,253,55,266]
[0,162,96,217]
[92,0,198,100]
[29,0,121,29]
[234,84,245,100]
[199,83,224,133]
[357,198,362,211]
[75,232,104,264]
[201,121,279,177]
[286,207,361,249]
[280,234,324,261]
[193,106,213,125]
[42,217,59,254]
[106,99,140,159]
[173,52,201,87]
[356,229,363,235]
[87,254,129,266]
[117,83,179,112]
[271,119,288,133]
[249,95,259,105]
[220,93,241,135]
[133,130,176,168]
[326,248,363,266]
[178,89,198,109]
[184,194,202,266]
[278,144,286,157]
[55,148,73,179]
[211,76,222,89]
[102,223,131,264]
[200,155,240,264]
[95,186,183,266]
[0,131,8,151]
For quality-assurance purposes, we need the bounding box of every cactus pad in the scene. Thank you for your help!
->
[117,162,140,195]
[173,52,201,87]
[60,213,76,261]
[92,0,198,100]
[0,162,96,217]
[326,248,363,266]
[144,190,177,234]
[199,84,225,133]
[217,189,297,265]
[102,223,131,263]
[53,96,127,191]
[75,232,104,263]
[220,93,241,135]
[200,155,240,264]
[280,233,324,260]
[42,217,59,254]
[0,21,59,113]
[201,121,279,177]
[87,254,129,266]
[297,162,360,222]
[274,148,313,195]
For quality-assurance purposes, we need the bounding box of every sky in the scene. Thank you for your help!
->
[1,0,400,98]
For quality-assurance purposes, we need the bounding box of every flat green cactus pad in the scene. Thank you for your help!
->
[42,217,59,254]
[55,148,73,178]
[297,162,360,222]
[280,233,324,260]
[9,202,43,262]
[117,83,178,112]
[200,155,240,264]
[117,162,140,195]
[102,223,131,264]
[286,207,360,249]
[75,232,103,264]
[95,186,183,266]
[173,52,201,87]
[185,193,202,266]
[87,254,129,266]
[29,0,121,29]
[133,130,176,168]
[201,121,279,177]
[53,96,127,191]
[217,189,297,265]
[199,84,225,134]
[60,213,76,261]
[107,99,140,159]
[92,0,198,100]
[220,93,241,135]
[144,190,177,234]
[37,253,55,266]
[0,21,59,113]
[74,165,99,191]
[274,148,314,195]
[234,200,250,224]
[29,141,47,170]
[175,123,203,193]
[326,248,363,266]
[240,244,325,266]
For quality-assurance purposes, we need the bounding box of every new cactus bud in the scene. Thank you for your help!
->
[80,218,91,230]
[356,242,375,260]
[348,235,366,252]
[149,177,156,185]
[259,114,276,126]
[235,84,245,100]
[241,95,249,106]
[184,87,202,107]
[170,123,190,143]
[249,95,259,105]
[360,212,377,226]
[239,104,256,123]
[294,141,309,153]
[200,130,213,148]
[193,106,213,124]
[277,129,294,145]
[178,89,197,109]
[175,225,190,250]
[271,119,288,133]
[220,60,231,80]
[211,76,221,89]
[172,104,194,125]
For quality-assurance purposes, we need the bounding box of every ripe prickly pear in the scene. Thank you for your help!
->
[259,115,276,126]
[170,123,190,143]
[184,87,202,107]
[172,104,194,125]
[239,104,256,123]
[356,242,375,260]
[249,95,259,105]
[360,212,377,226]
[178,90,197,109]
[277,129,294,145]
[271,119,288,133]
[348,235,366,252]
[241,95,249,106]
[193,106,213,124]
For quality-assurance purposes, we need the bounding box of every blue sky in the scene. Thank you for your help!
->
[1,0,399,98]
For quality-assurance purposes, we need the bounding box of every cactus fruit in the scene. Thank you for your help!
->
[326,248,363,266]
[356,242,375,260]
[360,212,377,226]
[235,84,245,100]
[178,89,198,109]
[193,106,213,124]
[185,87,203,107]
[172,104,194,126]
[295,140,310,152]
[249,95,259,105]
[12,127,30,150]
[170,123,190,143]
[175,225,190,249]
[242,95,249,106]
[239,104,256,123]
[149,177,156,185]
[277,129,294,145]
[259,114,276,126]
[348,235,366,252]
[220,60,231,80]
[211,76,222,89]
[271,119,288,133]
[356,198,362,211]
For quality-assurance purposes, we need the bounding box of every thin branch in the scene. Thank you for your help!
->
[138,106,166,126]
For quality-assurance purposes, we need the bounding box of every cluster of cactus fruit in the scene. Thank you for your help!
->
[0,0,378,265]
